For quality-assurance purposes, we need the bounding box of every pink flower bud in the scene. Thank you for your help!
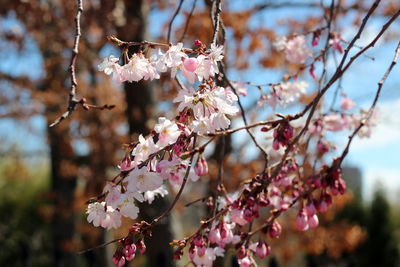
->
[306,201,316,216]
[309,64,316,79]
[231,209,248,226]
[118,256,126,267]
[239,256,252,267]
[220,222,228,239]
[237,246,246,259]
[173,249,183,260]
[316,199,328,213]
[183,57,199,72]
[137,240,146,254]
[243,208,254,222]
[296,208,309,231]
[340,178,347,193]
[194,40,203,46]
[330,33,343,54]
[125,244,136,261]
[256,241,270,259]
[193,235,204,247]
[312,30,321,47]
[195,156,208,176]
[308,214,319,228]
[283,124,294,140]
[317,140,330,154]
[209,228,221,244]
[272,139,280,150]
[269,220,282,238]
[112,256,119,265]
[118,155,135,171]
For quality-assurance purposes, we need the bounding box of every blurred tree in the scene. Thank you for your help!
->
[0,154,52,267]
[358,189,399,267]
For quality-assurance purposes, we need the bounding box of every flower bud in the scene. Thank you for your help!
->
[194,156,208,176]
[237,246,246,259]
[194,40,203,46]
[268,220,282,238]
[308,214,319,228]
[137,239,146,254]
[118,155,135,171]
[208,228,221,244]
[305,201,316,216]
[239,256,252,267]
[256,241,271,259]
[296,208,309,231]
[183,57,199,73]
[118,256,126,267]
[173,249,183,260]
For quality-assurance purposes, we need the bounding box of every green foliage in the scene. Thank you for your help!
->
[0,157,53,267]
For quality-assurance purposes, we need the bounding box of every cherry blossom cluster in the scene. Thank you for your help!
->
[88,42,241,232]
[166,155,347,267]
[98,41,224,84]
[85,30,380,266]
[310,95,377,140]
[274,35,313,64]
[258,81,309,108]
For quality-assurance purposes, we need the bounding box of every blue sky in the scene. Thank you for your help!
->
[1,1,399,201]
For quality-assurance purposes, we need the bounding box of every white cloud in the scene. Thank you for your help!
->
[363,167,400,203]
[349,98,400,151]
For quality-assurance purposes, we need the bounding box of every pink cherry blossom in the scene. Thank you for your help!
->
[329,32,344,54]
[118,154,135,171]
[323,113,350,132]
[98,55,119,75]
[285,35,312,64]
[231,209,248,226]
[340,97,356,110]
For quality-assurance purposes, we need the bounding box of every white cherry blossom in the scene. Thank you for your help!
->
[132,135,159,163]
[119,199,140,220]
[101,206,122,229]
[127,167,163,192]
[154,117,181,147]
[98,55,119,75]
[87,202,107,227]
[144,185,169,204]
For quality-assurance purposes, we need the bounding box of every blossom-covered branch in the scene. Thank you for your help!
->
[78,1,400,266]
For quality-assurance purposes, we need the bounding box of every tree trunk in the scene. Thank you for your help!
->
[47,122,78,267]
[117,1,175,266]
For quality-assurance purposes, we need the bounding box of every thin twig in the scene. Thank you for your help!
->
[50,0,114,127]
[179,0,197,42]
[167,0,185,43]
[49,0,83,127]
[339,40,400,164]
[151,135,197,225]
[211,0,222,46]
